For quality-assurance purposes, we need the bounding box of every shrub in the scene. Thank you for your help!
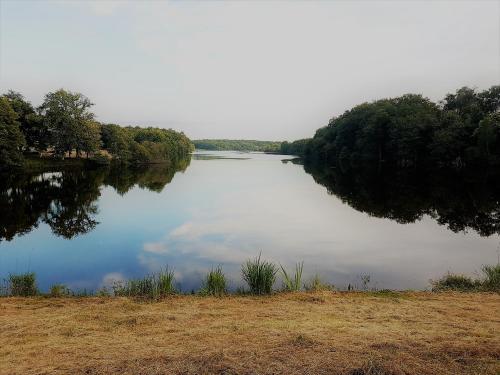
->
[304,274,333,291]
[431,273,479,292]
[280,262,303,292]
[90,151,111,165]
[200,267,227,296]
[241,254,277,295]
[481,263,500,292]
[9,272,38,296]
[49,284,71,297]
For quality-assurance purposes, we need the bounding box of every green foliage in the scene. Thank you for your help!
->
[200,267,227,296]
[280,262,303,292]
[304,85,500,168]
[0,88,194,170]
[431,273,479,292]
[304,274,333,291]
[8,272,38,296]
[0,96,25,170]
[2,90,48,152]
[193,139,281,152]
[481,263,500,292]
[280,139,311,156]
[89,151,111,166]
[49,284,71,297]
[40,89,96,157]
[241,253,277,295]
[113,268,176,299]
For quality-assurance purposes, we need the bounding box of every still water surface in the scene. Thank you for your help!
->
[1,151,499,292]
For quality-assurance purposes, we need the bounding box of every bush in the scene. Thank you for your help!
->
[241,254,277,295]
[90,152,111,166]
[200,267,227,296]
[304,274,333,291]
[49,284,71,297]
[481,263,500,292]
[9,272,38,296]
[431,273,479,292]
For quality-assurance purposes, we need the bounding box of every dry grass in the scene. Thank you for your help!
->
[0,292,499,375]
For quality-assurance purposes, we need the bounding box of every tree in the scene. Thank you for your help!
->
[101,124,131,161]
[475,113,500,160]
[0,97,25,169]
[40,89,95,157]
[77,121,101,158]
[2,90,49,151]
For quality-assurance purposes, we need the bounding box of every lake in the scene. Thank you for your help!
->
[1,151,499,292]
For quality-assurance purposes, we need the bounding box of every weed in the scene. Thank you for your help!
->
[241,253,277,295]
[280,262,303,292]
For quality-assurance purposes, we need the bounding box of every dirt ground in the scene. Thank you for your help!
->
[1,291,499,375]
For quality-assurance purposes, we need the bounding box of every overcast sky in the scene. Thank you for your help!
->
[1,1,499,140]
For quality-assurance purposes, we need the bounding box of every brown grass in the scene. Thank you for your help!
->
[0,292,499,375]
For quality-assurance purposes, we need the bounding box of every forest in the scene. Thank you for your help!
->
[0,89,193,171]
[287,86,500,169]
[193,139,282,152]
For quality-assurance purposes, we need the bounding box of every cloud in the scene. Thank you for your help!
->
[143,242,169,254]
[100,272,126,288]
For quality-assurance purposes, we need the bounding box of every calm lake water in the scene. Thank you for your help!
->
[1,151,499,292]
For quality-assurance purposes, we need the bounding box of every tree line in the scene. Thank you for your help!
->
[284,86,500,169]
[0,89,193,171]
[193,139,282,152]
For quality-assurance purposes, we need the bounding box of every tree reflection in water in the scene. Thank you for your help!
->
[0,158,190,241]
[303,162,500,237]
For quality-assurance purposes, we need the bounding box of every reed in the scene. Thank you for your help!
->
[113,268,176,299]
[481,263,500,291]
[200,266,227,296]
[280,262,303,292]
[241,253,277,295]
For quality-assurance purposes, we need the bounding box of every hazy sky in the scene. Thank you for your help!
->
[1,1,499,140]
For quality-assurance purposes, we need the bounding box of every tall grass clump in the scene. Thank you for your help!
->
[481,263,500,292]
[113,268,176,299]
[200,266,227,296]
[49,284,71,297]
[9,272,38,296]
[431,273,479,292]
[280,262,303,292]
[304,274,333,291]
[241,253,277,295]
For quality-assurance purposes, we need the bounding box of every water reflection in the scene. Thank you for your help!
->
[304,163,500,237]
[1,152,499,292]
[0,159,190,242]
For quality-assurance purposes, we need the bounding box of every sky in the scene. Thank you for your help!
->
[0,1,499,140]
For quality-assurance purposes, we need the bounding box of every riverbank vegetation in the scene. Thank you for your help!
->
[284,86,500,169]
[3,258,498,298]
[193,139,282,152]
[0,89,193,171]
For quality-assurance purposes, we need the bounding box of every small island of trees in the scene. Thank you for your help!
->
[0,89,193,171]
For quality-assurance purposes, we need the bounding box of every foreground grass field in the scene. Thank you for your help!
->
[1,292,499,375]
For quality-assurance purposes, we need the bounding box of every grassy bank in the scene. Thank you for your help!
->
[1,292,499,375]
